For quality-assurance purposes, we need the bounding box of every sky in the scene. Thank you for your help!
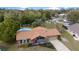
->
[0,0,79,7]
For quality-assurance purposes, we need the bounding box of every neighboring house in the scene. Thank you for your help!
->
[68,23,79,38]
[62,19,71,29]
[59,14,67,17]
[16,27,61,46]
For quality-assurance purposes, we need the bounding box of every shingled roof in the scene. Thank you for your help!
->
[68,23,79,35]
[16,27,60,40]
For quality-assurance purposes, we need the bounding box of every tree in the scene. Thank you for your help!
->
[67,11,79,23]
[0,13,20,43]
[32,19,43,27]
[45,11,52,20]
[19,10,41,25]
[0,11,4,22]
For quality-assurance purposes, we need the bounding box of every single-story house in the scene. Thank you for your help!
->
[16,27,61,46]
[58,14,67,17]
[68,23,79,38]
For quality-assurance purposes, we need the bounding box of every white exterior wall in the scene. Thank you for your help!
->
[17,39,28,45]
[29,40,33,43]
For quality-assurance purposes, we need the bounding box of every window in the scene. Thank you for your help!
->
[20,40,26,44]
[20,40,22,44]
[24,40,26,43]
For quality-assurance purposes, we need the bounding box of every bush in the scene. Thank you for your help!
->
[19,44,28,48]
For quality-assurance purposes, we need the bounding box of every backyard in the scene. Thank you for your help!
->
[42,22,56,28]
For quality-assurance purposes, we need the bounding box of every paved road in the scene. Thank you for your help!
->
[51,17,70,27]
[49,39,70,51]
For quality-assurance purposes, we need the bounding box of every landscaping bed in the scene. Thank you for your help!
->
[8,42,56,51]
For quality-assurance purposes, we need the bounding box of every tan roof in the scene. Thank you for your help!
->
[16,26,61,40]
[16,31,31,40]
[46,29,61,37]
[30,27,47,40]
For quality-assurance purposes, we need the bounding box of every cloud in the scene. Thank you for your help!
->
[48,7,60,10]
[0,0,79,7]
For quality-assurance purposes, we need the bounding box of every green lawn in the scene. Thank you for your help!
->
[42,22,56,29]
[62,31,74,42]
[18,46,56,51]
[62,31,79,51]
[8,43,56,51]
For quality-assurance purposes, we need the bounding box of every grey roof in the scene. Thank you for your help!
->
[68,23,79,35]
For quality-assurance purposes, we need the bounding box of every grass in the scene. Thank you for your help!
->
[62,31,74,42]
[21,21,58,29]
[8,43,56,51]
[20,22,56,29]
[62,30,79,51]
[17,46,56,51]
[42,22,56,29]
[21,26,33,29]
[8,41,56,51]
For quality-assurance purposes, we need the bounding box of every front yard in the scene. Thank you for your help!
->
[0,41,56,51]
[9,42,56,51]
[42,22,79,51]
[61,30,79,51]
[16,46,56,51]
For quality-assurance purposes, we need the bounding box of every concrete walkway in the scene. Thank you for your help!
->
[49,39,70,51]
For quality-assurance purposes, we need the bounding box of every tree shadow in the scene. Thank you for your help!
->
[28,42,55,49]
[39,42,55,49]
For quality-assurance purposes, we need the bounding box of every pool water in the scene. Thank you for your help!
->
[18,28,32,31]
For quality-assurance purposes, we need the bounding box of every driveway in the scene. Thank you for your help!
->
[49,38,70,51]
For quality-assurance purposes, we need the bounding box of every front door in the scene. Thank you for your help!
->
[35,36,46,44]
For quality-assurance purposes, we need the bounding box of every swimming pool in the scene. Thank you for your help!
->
[18,28,32,31]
